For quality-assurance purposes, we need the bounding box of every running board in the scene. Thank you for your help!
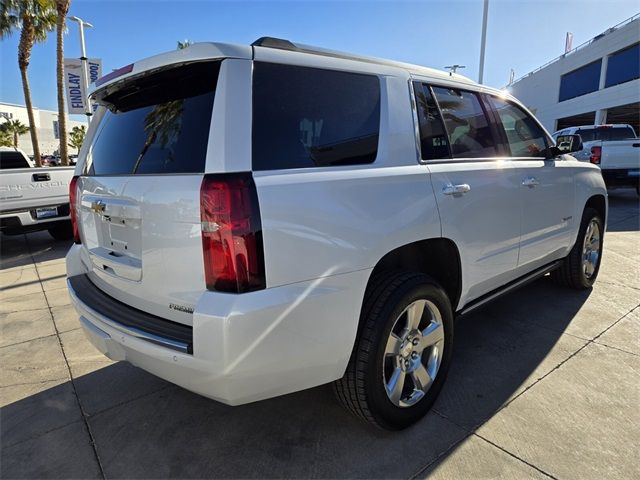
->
[457,260,563,317]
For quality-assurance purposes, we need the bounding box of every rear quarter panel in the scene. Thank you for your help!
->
[251,70,441,287]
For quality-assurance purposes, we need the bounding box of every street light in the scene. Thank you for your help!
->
[68,15,93,122]
[478,0,489,84]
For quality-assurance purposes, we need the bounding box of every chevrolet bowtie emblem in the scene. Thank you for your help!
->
[90,200,106,214]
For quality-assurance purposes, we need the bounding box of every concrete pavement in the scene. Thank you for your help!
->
[1,189,638,479]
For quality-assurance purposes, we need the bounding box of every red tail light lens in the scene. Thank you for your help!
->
[200,173,265,293]
[590,146,602,164]
[69,175,81,244]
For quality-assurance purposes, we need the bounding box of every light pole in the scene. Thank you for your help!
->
[478,0,489,84]
[68,15,93,124]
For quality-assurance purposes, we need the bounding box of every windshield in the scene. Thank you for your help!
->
[84,61,220,176]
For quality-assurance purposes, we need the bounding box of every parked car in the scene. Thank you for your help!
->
[0,146,75,239]
[553,124,640,194]
[66,38,607,430]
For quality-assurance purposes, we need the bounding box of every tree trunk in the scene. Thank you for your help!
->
[19,66,41,167]
[56,2,69,166]
[14,132,18,147]
[18,17,41,167]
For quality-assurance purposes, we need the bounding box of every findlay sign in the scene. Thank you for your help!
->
[64,58,102,115]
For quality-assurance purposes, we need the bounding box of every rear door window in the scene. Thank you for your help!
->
[85,61,220,176]
[487,96,549,158]
[412,82,450,160]
[252,63,380,170]
[432,87,498,159]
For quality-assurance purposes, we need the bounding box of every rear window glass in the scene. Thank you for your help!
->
[84,61,220,175]
[432,87,498,159]
[252,63,380,170]
[576,127,636,142]
[0,151,30,169]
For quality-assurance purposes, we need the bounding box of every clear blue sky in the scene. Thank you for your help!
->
[1,0,639,114]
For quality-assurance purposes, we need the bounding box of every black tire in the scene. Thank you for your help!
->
[333,271,454,430]
[551,207,604,289]
[47,221,74,241]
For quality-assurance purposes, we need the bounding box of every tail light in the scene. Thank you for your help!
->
[69,175,81,244]
[590,146,602,164]
[200,173,266,293]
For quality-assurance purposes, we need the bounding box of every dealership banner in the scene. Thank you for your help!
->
[64,58,102,115]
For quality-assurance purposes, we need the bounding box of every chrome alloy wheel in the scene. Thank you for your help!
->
[582,219,601,279]
[383,299,445,408]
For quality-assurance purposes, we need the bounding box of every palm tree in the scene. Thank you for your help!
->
[0,130,13,147]
[1,0,56,167]
[0,119,30,147]
[68,124,85,153]
[55,0,70,165]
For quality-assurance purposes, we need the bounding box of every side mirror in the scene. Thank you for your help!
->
[555,134,583,154]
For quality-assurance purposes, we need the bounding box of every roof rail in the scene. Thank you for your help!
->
[250,36,476,84]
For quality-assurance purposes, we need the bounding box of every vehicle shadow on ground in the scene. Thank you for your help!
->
[1,275,591,479]
[0,231,72,270]
[606,189,639,233]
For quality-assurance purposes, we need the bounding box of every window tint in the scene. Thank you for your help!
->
[413,82,450,160]
[0,151,30,169]
[576,126,636,142]
[605,43,639,88]
[488,96,548,157]
[85,61,220,175]
[559,60,601,101]
[432,87,497,158]
[252,63,380,170]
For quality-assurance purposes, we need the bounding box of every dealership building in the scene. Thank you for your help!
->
[0,102,85,157]
[508,14,639,135]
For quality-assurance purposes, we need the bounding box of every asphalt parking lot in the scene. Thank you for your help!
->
[1,189,638,479]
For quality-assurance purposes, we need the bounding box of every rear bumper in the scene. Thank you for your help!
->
[0,204,70,234]
[66,244,370,405]
[601,168,640,188]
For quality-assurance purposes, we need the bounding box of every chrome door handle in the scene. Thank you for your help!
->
[442,183,471,196]
[522,177,540,187]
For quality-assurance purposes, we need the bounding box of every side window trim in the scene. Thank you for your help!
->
[478,93,511,157]
[427,84,453,160]
[411,81,453,162]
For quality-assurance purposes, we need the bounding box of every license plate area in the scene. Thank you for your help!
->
[80,195,143,281]
[35,206,58,219]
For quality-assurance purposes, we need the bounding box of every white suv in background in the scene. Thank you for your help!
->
[66,38,607,430]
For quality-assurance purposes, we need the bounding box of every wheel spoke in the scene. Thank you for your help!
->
[386,367,406,404]
[418,322,444,352]
[385,333,402,356]
[411,364,433,393]
[406,300,425,330]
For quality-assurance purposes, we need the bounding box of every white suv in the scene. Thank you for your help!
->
[66,38,607,430]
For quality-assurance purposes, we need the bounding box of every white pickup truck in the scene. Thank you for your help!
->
[66,39,607,430]
[0,147,75,240]
[553,124,640,194]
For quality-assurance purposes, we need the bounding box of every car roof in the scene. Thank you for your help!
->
[91,37,500,98]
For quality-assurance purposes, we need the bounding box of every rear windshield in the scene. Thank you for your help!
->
[84,61,220,176]
[576,126,636,142]
[0,151,30,169]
